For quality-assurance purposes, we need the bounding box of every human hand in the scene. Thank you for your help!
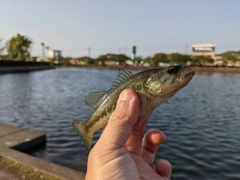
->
[86,89,172,180]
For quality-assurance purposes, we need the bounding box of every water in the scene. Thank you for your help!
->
[0,68,240,180]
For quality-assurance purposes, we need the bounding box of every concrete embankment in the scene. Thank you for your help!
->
[0,123,85,180]
[0,66,55,74]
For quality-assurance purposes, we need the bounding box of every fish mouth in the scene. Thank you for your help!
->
[185,68,195,78]
[177,66,195,82]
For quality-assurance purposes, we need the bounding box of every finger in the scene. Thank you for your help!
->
[155,159,172,180]
[124,109,154,154]
[96,89,140,150]
[123,120,147,154]
[140,130,166,165]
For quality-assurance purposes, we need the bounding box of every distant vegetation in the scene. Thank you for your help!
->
[219,51,240,66]
[1,34,240,67]
[1,34,33,61]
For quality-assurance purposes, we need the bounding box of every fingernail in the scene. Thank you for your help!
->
[120,90,132,102]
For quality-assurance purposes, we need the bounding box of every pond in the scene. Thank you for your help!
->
[0,68,239,179]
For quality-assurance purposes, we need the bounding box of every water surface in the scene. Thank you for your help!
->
[0,68,239,179]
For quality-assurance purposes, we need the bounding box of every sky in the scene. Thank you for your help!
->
[1,0,240,58]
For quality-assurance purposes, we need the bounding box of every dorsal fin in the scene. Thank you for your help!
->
[111,69,133,90]
[85,91,108,109]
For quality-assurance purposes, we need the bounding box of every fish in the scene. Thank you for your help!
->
[72,66,195,151]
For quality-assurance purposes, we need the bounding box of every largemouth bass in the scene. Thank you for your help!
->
[72,66,195,151]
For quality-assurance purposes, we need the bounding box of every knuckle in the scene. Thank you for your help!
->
[109,107,129,125]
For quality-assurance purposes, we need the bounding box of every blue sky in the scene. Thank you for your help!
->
[1,0,240,58]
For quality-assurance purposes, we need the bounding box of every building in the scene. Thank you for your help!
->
[192,44,216,58]
[48,49,62,59]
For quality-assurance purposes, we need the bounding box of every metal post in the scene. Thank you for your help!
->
[88,47,91,57]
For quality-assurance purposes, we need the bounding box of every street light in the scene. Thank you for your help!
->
[41,42,45,58]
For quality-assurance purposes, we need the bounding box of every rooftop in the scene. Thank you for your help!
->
[192,43,216,47]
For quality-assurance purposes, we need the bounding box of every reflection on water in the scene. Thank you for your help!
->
[0,68,240,179]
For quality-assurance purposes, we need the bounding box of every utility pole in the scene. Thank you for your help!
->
[124,46,127,55]
[46,46,50,59]
[88,47,91,57]
[186,44,188,54]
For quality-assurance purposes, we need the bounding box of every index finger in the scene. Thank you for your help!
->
[124,109,154,154]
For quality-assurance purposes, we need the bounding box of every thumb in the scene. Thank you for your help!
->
[97,89,140,150]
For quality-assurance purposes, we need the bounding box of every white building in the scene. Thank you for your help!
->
[192,44,216,58]
[48,49,62,59]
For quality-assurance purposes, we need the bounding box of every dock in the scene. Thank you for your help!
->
[0,122,85,180]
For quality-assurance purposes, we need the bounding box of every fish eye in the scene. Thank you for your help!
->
[167,66,179,75]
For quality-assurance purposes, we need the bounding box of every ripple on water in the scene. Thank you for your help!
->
[0,68,240,179]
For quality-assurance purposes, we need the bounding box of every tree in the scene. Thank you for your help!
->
[151,53,168,66]
[96,54,130,65]
[116,54,129,65]
[96,55,107,66]
[222,52,238,66]
[168,53,190,65]
[0,38,5,57]
[143,56,152,66]
[61,56,72,66]
[202,56,214,66]
[8,34,32,61]
[191,56,214,66]
[133,56,143,65]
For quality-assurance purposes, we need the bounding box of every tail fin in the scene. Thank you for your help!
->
[72,122,93,152]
